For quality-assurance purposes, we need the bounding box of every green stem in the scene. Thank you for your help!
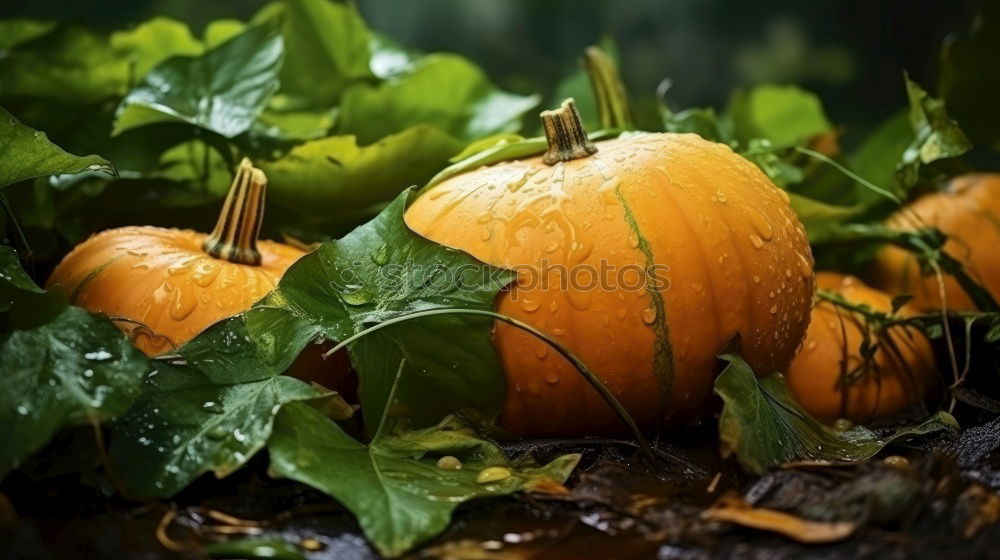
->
[540,99,598,165]
[793,146,902,205]
[324,307,656,462]
[583,46,634,130]
[0,193,34,278]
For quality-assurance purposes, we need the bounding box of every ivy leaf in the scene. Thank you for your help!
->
[0,306,153,475]
[113,24,283,138]
[896,76,972,193]
[277,0,375,107]
[0,106,114,189]
[109,317,326,498]
[253,189,515,429]
[268,401,580,557]
[338,54,539,144]
[714,353,959,475]
[109,17,204,80]
[258,125,463,225]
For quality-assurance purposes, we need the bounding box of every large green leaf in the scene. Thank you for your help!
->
[277,0,375,106]
[259,125,463,220]
[113,24,283,138]
[729,84,832,148]
[714,353,959,475]
[268,401,580,557]
[0,106,114,189]
[0,246,44,314]
[338,54,539,144]
[0,306,153,474]
[108,316,325,498]
[253,189,515,429]
[109,17,204,80]
[0,25,130,102]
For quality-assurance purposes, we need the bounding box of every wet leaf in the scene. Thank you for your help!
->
[337,54,539,144]
[109,317,325,498]
[704,493,857,543]
[268,401,580,557]
[253,189,516,429]
[0,306,153,475]
[113,25,283,138]
[0,246,44,312]
[714,353,959,475]
[0,106,114,189]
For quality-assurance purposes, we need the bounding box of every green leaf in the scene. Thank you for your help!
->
[426,136,547,188]
[277,0,375,106]
[259,126,463,225]
[254,189,515,429]
[268,401,579,557]
[113,24,283,138]
[109,317,323,497]
[661,106,732,144]
[0,106,114,189]
[896,76,972,193]
[714,353,958,475]
[729,84,832,148]
[338,54,539,144]
[204,19,247,49]
[0,306,153,474]
[109,17,204,80]
[0,25,130,102]
[787,192,862,241]
[842,111,912,205]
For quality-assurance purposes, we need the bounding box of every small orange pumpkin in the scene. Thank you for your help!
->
[871,173,1000,311]
[786,273,936,423]
[47,158,305,356]
[405,100,816,436]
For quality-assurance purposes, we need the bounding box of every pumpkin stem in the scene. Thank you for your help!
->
[203,157,266,266]
[583,46,634,130]
[541,99,598,165]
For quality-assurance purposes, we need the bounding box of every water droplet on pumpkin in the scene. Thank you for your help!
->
[169,288,198,321]
[769,305,778,314]
[641,307,657,324]
[796,251,813,278]
[749,234,764,250]
[627,231,639,249]
[534,345,549,359]
[544,372,560,384]
[714,190,728,203]
[748,211,774,240]
[616,308,627,319]
[521,297,540,312]
[753,275,761,284]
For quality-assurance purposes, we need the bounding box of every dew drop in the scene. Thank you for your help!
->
[641,307,657,324]
[749,234,764,250]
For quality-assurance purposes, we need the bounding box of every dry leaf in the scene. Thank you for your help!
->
[703,493,857,543]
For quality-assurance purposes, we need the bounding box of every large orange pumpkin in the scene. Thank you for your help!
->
[871,173,1000,311]
[405,100,816,436]
[47,158,305,356]
[786,273,936,422]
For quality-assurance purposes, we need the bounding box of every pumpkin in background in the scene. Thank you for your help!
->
[405,100,816,436]
[871,173,1000,311]
[786,273,936,423]
[47,158,306,356]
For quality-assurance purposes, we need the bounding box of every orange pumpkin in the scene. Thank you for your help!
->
[47,158,305,356]
[405,100,816,436]
[786,273,936,422]
[871,173,1000,311]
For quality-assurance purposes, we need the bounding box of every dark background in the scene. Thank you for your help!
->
[0,0,975,139]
